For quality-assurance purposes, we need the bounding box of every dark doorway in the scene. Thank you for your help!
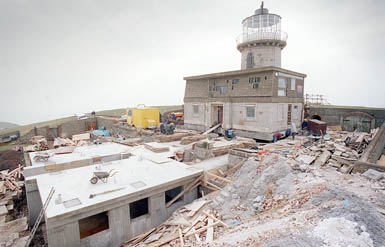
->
[79,211,109,239]
[311,115,322,121]
[129,198,149,219]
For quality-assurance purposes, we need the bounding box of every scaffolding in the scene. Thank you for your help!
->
[305,94,331,106]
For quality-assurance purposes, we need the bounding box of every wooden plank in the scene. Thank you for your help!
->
[202,211,229,228]
[202,124,221,135]
[185,221,221,237]
[226,160,246,175]
[166,175,204,208]
[185,200,209,218]
[121,227,156,245]
[72,133,90,142]
[182,215,206,234]
[178,227,184,247]
[143,143,170,153]
[206,218,214,243]
[194,231,201,244]
[376,155,385,166]
[206,181,222,191]
[149,232,179,247]
[200,182,219,192]
[206,172,233,184]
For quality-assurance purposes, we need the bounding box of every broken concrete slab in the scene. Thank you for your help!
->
[0,205,7,216]
[314,151,331,167]
[362,169,384,181]
[296,155,316,165]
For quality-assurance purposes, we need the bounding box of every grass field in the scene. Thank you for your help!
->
[0,105,183,137]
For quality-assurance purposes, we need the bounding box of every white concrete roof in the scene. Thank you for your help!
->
[28,142,132,167]
[32,155,202,219]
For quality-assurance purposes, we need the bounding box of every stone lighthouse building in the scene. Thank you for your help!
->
[183,3,306,141]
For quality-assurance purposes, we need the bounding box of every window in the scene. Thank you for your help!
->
[278,78,286,88]
[278,78,286,96]
[79,212,109,239]
[291,78,296,90]
[193,105,199,114]
[253,83,259,89]
[246,52,254,69]
[297,85,303,95]
[220,86,228,94]
[246,106,255,118]
[255,77,261,82]
[249,77,254,83]
[129,198,149,219]
[165,186,183,205]
[232,79,239,84]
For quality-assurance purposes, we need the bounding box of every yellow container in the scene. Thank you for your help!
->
[127,107,160,129]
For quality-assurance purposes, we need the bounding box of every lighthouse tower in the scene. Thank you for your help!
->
[237,2,287,69]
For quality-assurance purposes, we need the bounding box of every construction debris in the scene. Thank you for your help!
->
[24,136,49,152]
[122,198,227,247]
[53,137,75,147]
[0,165,23,191]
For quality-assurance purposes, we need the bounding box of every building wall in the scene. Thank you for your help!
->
[241,46,281,69]
[184,69,304,140]
[308,106,385,129]
[185,101,303,140]
[46,177,200,247]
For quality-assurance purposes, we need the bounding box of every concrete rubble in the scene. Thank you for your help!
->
[1,118,385,247]
[118,128,385,247]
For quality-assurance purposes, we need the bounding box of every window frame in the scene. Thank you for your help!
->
[246,105,256,119]
[129,198,149,220]
[290,78,296,90]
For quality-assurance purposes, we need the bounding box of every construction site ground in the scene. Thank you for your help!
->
[1,120,385,247]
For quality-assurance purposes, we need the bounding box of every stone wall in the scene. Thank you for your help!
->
[241,46,281,69]
[308,106,385,129]
[97,117,118,130]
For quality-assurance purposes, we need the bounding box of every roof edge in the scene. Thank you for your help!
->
[184,67,307,80]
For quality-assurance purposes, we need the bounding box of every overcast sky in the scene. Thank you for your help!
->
[1,0,384,125]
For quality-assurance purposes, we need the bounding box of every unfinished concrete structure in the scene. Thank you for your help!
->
[28,156,201,247]
[25,143,132,226]
[183,4,306,141]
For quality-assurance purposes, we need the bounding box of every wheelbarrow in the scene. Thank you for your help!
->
[90,169,118,184]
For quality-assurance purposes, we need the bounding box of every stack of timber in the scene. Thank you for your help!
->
[144,143,170,153]
[53,137,75,147]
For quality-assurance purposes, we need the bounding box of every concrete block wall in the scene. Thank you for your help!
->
[58,119,94,138]
[111,125,139,138]
[185,101,302,140]
[46,177,200,247]
[308,106,385,129]
[25,179,43,227]
[96,117,118,130]
[241,46,281,69]
[20,126,58,143]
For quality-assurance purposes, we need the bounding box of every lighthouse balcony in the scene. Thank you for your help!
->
[236,30,287,50]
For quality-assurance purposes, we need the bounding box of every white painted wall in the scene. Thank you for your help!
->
[185,102,303,134]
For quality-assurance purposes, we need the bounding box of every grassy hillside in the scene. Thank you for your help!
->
[97,105,183,116]
[0,105,183,137]
[0,116,77,136]
[0,122,19,130]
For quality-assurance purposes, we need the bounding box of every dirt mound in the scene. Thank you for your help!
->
[0,150,22,171]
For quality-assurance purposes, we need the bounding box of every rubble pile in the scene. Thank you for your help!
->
[122,199,228,247]
[0,164,28,247]
[206,153,385,246]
